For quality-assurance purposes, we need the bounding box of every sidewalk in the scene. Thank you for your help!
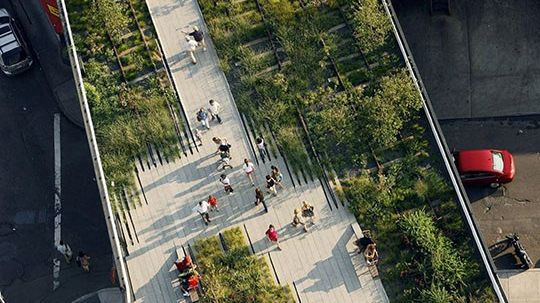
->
[120,0,390,302]
[10,0,83,128]
[499,270,540,303]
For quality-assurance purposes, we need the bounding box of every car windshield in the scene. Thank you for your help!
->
[1,47,22,65]
[492,151,504,172]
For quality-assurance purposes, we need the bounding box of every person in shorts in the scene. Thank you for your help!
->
[243,158,256,186]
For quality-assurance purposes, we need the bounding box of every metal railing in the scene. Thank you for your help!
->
[381,1,507,302]
[56,1,133,302]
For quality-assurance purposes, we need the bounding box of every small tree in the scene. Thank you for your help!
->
[93,0,129,43]
[352,0,392,55]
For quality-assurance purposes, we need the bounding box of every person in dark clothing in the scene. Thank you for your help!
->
[183,26,206,51]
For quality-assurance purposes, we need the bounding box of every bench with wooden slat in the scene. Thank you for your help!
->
[175,246,200,302]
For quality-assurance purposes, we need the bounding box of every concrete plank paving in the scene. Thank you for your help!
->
[123,0,391,302]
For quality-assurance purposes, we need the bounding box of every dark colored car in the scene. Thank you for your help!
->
[0,8,32,75]
[454,149,515,188]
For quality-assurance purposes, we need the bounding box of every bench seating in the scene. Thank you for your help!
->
[349,223,379,278]
[175,246,200,302]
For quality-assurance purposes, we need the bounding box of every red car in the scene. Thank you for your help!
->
[454,149,515,188]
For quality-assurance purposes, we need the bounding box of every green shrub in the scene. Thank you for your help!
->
[351,0,392,55]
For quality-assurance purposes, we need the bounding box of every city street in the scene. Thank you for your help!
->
[0,0,113,302]
[394,0,540,271]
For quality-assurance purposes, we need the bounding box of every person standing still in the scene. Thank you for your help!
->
[208,195,219,212]
[265,224,281,250]
[255,137,266,161]
[219,174,234,194]
[208,99,222,124]
[56,240,73,263]
[196,108,210,129]
[193,200,211,225]
[243,158,256,186]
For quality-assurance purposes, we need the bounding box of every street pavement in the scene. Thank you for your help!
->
[393,1,540,302]
[393,0,540,119]
[0,1,114,302]
[121,0,390,302]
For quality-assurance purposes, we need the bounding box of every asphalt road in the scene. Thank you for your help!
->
[0,1,113,302]
[440,117,540,269]
[394,0,540,271]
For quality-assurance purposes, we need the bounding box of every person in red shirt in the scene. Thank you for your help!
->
[180,271,199,297]
[174,255,192,273]
[265,224,281,250]
[208,195,218,212]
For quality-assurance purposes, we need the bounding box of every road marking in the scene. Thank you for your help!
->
[53,113,61,291]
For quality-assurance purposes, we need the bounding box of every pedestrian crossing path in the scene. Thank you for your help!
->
[122,0,390,302]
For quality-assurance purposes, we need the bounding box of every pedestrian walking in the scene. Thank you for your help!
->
[216,151,233,170]
[208,195,219,212]
[301,201,316,224]
[216,139,232,158]
[182,26,206,51]
[76,251,91,272]
[193,200,211,225]
[185,36,198,64]
[243,158,256,186]
[292,208,308,232]
[208,99,222,124]
[265,175,277,196]
[193,128,203,146]
[255,187,268,212]
[265,224,281,250]
[196,108,210,129]
[56,240,73,263]
[271,165,284,189]
[220,174,234,194]
[255,137,266,161]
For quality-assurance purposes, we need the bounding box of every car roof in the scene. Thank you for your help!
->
[0,9,9,19]
[0,23,21,56]
[456,149,497,173]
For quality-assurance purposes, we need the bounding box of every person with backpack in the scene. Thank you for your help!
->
[216,139,231,158]
[196,108,210,129]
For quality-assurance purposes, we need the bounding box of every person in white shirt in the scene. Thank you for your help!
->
[208,99,222,124]
[193,200,211,225]
[185,36,198,64]
[56,240,73,263]
[256,137,266,161]
[243,158,256,186]
[219,174,234,194]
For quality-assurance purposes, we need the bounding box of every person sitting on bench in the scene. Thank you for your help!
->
[180,271,199,297]
[364,243,379,266]
[175,255,195,275]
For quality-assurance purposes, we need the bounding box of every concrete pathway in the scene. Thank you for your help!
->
[121,0,390,302]
[499,270,540,303]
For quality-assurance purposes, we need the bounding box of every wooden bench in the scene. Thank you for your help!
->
[350,223,379,278]
[175,246,200,302]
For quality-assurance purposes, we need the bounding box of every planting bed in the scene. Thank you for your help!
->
[193,227,294,302]
[199,0,498,301]
[66,0,192,212]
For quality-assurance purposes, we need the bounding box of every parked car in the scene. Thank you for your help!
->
[0,8,32,75]
[454,149,515,188]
